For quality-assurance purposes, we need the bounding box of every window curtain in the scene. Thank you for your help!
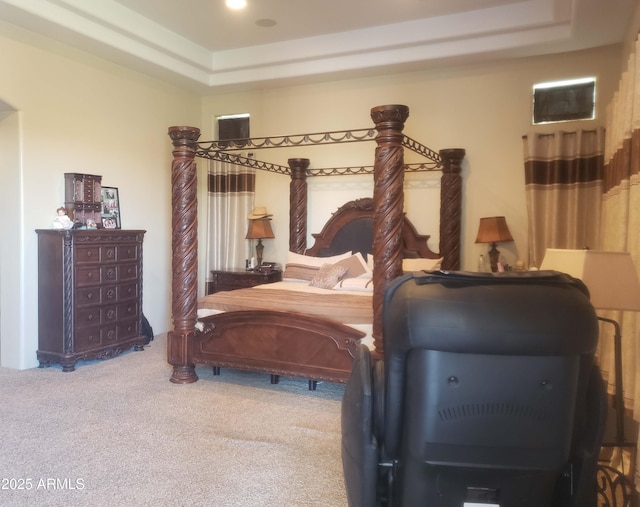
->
[523,128,605,268]
[603,35,640,485]
[206,159,255,278]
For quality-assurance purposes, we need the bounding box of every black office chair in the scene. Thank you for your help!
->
[342,271,607,507]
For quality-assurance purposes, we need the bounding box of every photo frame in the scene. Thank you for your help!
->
[101,186,121,229]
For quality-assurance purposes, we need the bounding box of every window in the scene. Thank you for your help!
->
[532,78,595,124]
[217,113,250,141]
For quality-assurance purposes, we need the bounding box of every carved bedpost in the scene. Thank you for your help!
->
[439,148,465,271]
[289,158,309,254]
[370,105,409,358]
[167,126,201,384]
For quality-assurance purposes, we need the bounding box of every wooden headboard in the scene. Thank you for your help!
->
[305,198,439,260]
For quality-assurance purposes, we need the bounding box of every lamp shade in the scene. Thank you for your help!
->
[475,216,514,244]
[540,249,640,312]
[245,218,275,240]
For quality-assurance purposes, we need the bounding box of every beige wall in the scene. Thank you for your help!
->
[0,25,200,368]
[201,44,621,275]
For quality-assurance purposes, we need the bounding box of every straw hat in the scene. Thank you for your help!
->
[248,206,272,219]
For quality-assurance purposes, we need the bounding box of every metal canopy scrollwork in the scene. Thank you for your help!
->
[194,127,443,176]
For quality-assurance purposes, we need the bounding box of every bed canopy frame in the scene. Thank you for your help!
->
[167,104,465,384]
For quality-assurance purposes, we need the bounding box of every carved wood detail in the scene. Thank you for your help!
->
[370,105,409,357]
[439,148,465,271]
[288,158,309,254]
[168,125,201,384]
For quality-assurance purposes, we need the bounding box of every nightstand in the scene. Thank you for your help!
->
[207,269,282,294]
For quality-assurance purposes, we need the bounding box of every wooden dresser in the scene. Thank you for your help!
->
[36,229,146,371]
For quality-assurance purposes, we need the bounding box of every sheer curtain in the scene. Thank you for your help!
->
[206,158,255,278]
[603,35,640,484]
[523,128,605,268]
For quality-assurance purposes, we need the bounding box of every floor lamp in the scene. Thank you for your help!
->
[541,249,640,474]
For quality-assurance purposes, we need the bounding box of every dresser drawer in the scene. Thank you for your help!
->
[75,244,117,264]
[118,263,139,281]
[118,244,139,262]
[76,286,103,306]
[75,266,102,286]
[118,301,138,320]
[117,282,139,301]
[118,318,139,340]
[76,284,134,307]
[76,304,118,328]
[76,264,138,286]
[74,323,118,351]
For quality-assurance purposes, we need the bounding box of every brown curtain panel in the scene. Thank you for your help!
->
[523,129,605,268]
[603,35,640,484]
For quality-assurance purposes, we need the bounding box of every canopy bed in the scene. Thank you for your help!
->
[167,104,465,386]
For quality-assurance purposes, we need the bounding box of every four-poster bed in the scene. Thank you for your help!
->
[167,104,465,386]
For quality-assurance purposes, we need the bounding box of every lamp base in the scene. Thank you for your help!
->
[488,243,500,272]
[255,239,264,268]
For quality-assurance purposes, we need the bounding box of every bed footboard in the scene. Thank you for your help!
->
[194,310,365,386]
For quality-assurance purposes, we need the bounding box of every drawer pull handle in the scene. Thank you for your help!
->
[107,310,115,319]
[106,290,115,299]
[87,315,93,321]
[87,272,93,279]
[87,293,93,300]
[87,251,93,257]
[107,269,115,278]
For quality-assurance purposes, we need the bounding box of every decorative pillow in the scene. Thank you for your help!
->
[282,263,321,282]
[309,263,348,289]
[332,253,371,279]
[402,257,443,272]
[283,251,352,281]
[333,277,374,293]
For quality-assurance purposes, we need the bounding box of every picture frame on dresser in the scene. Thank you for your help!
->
[101,186,121,229]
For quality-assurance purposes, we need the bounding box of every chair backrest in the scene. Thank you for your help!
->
[381,271,601,506]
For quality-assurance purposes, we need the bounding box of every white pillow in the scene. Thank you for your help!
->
[287,250,352,267]
[402,257,443,272]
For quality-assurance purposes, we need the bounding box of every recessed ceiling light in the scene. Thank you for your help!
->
[226,0,247,9]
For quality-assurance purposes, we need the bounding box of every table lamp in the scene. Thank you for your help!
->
[246,207,275,268]
[475,216,514,272]
[540,249,640,459]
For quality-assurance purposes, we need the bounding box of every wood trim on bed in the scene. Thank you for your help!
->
[195,310,365,384]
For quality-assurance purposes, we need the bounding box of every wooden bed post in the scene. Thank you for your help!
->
[370,105,409,358]
[438,148,465,271]
[288,158,309,254]
[167,125,201,384]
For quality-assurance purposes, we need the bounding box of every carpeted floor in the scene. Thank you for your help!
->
[0,334,348,506]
